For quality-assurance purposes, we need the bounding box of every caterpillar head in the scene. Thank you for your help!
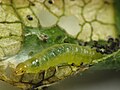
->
[15,63,27,75]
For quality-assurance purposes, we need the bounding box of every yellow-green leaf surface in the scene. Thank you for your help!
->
[0,0,120,90]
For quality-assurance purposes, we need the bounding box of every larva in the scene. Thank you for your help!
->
[15,43,105,75]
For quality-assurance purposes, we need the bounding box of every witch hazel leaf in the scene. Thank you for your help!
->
[90,50,120,70]
[0,0,120,90]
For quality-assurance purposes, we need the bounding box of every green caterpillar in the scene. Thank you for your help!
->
[15,43,105,75]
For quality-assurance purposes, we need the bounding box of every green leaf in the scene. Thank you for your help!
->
[91,0,120,71]
[115,0,120,33]
[14,26,78,62]
[90,50,120,70]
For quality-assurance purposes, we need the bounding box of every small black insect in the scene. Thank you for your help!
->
[104,1,110,4]
[93,41,98,47]
[27,15,33,21]
[108,37,114,43]
[48,0,54,4]
[64,39,69,43]
[80,62,83,66]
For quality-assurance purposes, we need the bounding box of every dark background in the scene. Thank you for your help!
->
[46,70,120,90]
[0,70,120,90]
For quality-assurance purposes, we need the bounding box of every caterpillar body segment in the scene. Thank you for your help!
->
[15,44,105,75]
